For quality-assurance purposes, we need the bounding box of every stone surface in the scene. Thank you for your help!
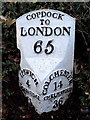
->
[16,9,75,114]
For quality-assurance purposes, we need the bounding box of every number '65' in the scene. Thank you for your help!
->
[34,40,54,54]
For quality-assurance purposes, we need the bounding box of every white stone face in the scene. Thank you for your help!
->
[16,9,75,114]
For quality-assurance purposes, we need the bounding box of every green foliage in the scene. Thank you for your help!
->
[77,72,90,108]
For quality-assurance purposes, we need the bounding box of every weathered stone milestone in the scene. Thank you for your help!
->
[16,9,75,114]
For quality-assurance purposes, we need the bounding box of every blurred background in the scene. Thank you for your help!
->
[1,2,90,120]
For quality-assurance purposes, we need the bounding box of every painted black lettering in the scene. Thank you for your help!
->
[54,27,62,36]
[49,74,54,82]
[36,12,40,18]
[41,11,46,17]
[45,27,53,36]
[52,13,58,18]
[54,71,60,78]
[26,15,31,20]
[47,12,52,17]
[21,27,27,36]
[35,82,38,86]
[58,14,64,20]
[36,27,44,36]
[62,27,71,36]
[64,70,70,78]
[40,19,44,25]
[45,19,50,25]
[31,73,35,79]
[31,13,36,19]
[26,80,31,88]
[60,70,64,76]
[20,70,24,78]
[54,80,63,91]
[28,27,35,36]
